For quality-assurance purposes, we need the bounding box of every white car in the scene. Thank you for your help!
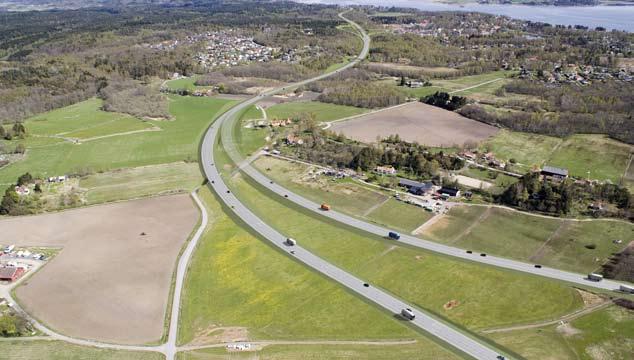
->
[401,308,415,320]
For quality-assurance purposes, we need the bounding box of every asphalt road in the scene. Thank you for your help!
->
[201,12,508,360]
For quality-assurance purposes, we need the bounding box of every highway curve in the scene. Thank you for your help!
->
[201,11,509,360]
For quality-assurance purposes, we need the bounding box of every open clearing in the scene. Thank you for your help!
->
[329,102,499,147]
[0,340,162,360]
[178,187,431,346]
[3,194,198,344]
[0,96,235,184]
[489,304,634,360]
[422,206,634,274]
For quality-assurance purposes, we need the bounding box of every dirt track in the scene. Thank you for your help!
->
[330,102,498,147]
[2,195,198,345]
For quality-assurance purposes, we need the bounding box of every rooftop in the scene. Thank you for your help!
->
[542,165,569,177]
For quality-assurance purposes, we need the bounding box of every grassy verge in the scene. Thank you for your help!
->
[265,101,367,123]
[0,340,163,360]
[178,342,463,359]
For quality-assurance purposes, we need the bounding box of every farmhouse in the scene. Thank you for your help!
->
[375,165,397,175]
[541,165,569,181]
[0,266,24,282]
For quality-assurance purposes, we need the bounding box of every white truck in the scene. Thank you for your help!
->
[3,244,15,254]
[620,284,634,294]
[588,273,604,282]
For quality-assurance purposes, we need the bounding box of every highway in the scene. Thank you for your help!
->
[202,11,509,360]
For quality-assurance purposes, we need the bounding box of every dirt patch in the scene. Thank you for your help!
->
[330,102,498,147]
[415,255,423,260]
[576,288,607,308]
[556,323,582,337]
[443,300,460,310]
[190,326,249,346]
[4,195,198,344]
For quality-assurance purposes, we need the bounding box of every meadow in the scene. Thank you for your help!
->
[0,96,236,184]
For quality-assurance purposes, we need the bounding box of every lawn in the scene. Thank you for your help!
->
[432,70,514,91]
[0,340,162,360]
[220,166,583,331]
[489,305,634,360]
[482,130,563,169]
[422,206,634,274]
[178,342,462,360]
[265,101,367,123]
[79,162,203,204]
[461,166,519,189]
[164,76,211,91]
[235,106,269,156]
[178,187,419,345]
[366,198,434,233]
[483,131,633,182]
[0,96,236,184]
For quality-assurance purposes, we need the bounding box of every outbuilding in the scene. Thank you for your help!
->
[0,267,24,282]
[541,165,569,181]
[439,187,460,197]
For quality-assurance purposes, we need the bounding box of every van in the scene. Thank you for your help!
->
[388,232,400,240]
[285,238,296,246]
[320,203,331,211]
[401,308,415,320]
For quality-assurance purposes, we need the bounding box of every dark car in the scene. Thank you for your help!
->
[466,250,473,254]
[534,264,542,268]
[480,253,487,257]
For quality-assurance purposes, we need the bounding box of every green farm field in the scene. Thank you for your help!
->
[490,305,634,360]
[265,101,367,123]
[0,96,236,184]
[422,206,634,274]
[0,340,162,360]
[178,187,423,345]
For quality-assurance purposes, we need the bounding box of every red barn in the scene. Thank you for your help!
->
[0,267,24,282]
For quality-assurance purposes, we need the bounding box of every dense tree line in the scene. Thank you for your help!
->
[222,63,316,82]
[422,92,467,111]
[601,246,634,283]
[460,80,634,144]
[498,171,632,217]
[99,80,171,120]
[281,117,463,180]
[317,80,406,108]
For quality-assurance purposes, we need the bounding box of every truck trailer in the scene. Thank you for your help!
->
[588,273,604,282]
[620,284,634,294]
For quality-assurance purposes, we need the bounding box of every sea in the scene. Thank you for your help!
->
[300,0,634,32]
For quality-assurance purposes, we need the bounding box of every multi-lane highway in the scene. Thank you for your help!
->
[202,11,511,360]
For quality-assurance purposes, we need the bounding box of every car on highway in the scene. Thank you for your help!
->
[588,273,604,282]
[401,308,415,320]
[388,231,401,240]
[285,238,296,246]
[320,203,331,211]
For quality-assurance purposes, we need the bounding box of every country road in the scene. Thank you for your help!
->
[201,11,510,360]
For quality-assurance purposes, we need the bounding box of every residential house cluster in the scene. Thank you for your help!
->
[459,150,506,169]
[521,64,633,85]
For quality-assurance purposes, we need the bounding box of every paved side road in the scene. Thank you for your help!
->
[201,12,509,360]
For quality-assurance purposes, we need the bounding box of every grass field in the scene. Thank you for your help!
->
[178,342,462,360]
[366,198,434,233]
[0,96,236,184]
[265,101,367,123]
[25,98,154,140]
[461,166,519,189]
[178,187,422,346]
[422,206,634,273]
[236,106,269,156]
[79,162,203,204]
[489,305,634,360]
[164,76,211,91]
[0,341,162,360]
[484,131,633,182]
